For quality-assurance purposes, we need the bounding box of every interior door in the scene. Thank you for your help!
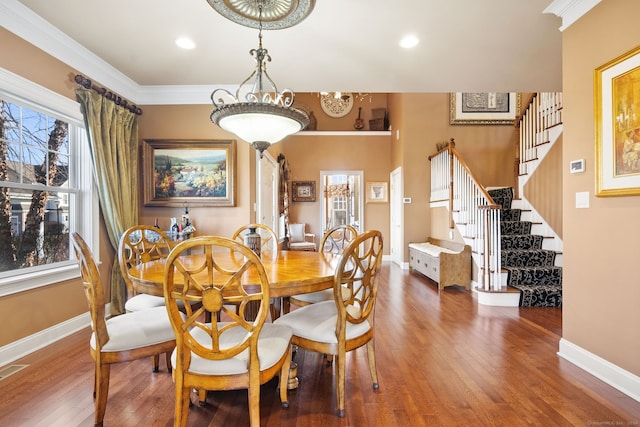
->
[257,152,278,236]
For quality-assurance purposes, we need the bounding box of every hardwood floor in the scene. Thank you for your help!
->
[1,262,638,426]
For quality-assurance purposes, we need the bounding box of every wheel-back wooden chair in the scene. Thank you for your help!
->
[118,224,176,372]
[163,236,293,427]
[274,230,383,417]
[232,223,279,261]
[71,232,178,427]
[288,225,359,310]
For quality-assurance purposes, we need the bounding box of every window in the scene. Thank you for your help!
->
[0,68,98,297]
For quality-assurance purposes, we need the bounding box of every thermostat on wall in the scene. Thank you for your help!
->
[570,159,585,173]
[403,197,412,203]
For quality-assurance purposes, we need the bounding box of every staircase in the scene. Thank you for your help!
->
[429,93,563,307]
[488,187,562,307]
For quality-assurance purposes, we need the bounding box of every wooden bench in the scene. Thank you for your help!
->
[408,237,471,291]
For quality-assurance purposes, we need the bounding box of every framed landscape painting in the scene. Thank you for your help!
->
[595,44,640,197]
[143,139,236,206]
[450,92,520,125]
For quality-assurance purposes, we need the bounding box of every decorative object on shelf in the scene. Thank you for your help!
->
[206,0,315,30]
[369,107,387,131]
[366,181,388,203]
[291,181,316,202]
[449,93,520,125]
[244,226,262,258]
[354,107,364,130]
[595,44,640,197]
[208,2,309,158]
[319,92,354,118]
[143,139,236,207]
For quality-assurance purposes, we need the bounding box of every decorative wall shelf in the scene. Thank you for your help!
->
[297,131,391,136]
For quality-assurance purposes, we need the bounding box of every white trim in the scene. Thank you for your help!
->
[0,311,91,368]
[543,0,602,31]
[558,338,640,402]
[474,287,521,307]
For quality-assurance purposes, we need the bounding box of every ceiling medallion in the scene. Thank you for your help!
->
[207,0,316,30]
[320,92,354,118]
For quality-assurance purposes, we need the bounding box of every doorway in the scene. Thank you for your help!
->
[320,171,364,234]
[256,152,279,237]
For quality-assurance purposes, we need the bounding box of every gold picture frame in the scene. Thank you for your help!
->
[450,93,520,125]
[143,139,236,207]
[291,181,316,202]
[595,45,640,197]
[366,181,388,203]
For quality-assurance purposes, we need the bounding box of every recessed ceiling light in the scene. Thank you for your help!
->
[175,37,196,50]
[399,34,419,49]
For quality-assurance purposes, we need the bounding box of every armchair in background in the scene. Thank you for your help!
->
[287,223,316,251]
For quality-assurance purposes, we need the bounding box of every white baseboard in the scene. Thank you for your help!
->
[0,311,91,368]
[558,338,640,402]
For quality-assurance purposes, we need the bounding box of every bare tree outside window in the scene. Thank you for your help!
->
[0,99,70,272]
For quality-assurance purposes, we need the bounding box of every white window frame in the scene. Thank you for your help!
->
[0,67,99,297]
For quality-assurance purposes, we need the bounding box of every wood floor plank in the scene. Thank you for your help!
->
[0,262,638,426]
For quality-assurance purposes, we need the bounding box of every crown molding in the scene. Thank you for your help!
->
[543,0,602,31]
[0,0,212,105]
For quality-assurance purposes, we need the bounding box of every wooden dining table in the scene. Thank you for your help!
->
[127,249,341,318]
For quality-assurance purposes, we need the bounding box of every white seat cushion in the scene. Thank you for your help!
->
[408,242,457,257]
[91,306,177,352]
[291,286,351,304]
[124,293,166,312]
[125,293,189,312]
[172,323,293,375]
[274,301,370,344]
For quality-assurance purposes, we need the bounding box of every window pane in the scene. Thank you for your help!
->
[0,98,73,275]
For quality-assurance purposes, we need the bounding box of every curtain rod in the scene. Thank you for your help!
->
[74,74,143,115]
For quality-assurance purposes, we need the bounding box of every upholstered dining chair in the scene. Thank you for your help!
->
[232,223,279,260]
[118,224,176,372]
[163,236,293,427]
[288,224,359,309]
[71,232,178,427]
[287,223,316,251]
[274,230,383,418]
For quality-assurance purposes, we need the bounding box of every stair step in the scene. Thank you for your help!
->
[502,249,557,267]
[504,266,562,286]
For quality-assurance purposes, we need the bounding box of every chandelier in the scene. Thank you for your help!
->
[209,1,310,158]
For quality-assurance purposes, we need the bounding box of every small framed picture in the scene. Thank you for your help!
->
[570,159,585,174]
[291,181,316,202]
[366,182,388,203]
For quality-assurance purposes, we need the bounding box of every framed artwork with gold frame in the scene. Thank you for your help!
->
[595,44,640,197]
[143,139,236,206]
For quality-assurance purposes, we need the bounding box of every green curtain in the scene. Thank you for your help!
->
[76,89,139,315]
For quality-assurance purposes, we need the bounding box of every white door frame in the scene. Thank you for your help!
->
[256,152,279,237]
[390,167,404,267]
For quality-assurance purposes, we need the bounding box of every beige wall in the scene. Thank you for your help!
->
[0,28,94,346]
[395,93,518,258]
[524,135,563,238]
[562,0,640,375]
